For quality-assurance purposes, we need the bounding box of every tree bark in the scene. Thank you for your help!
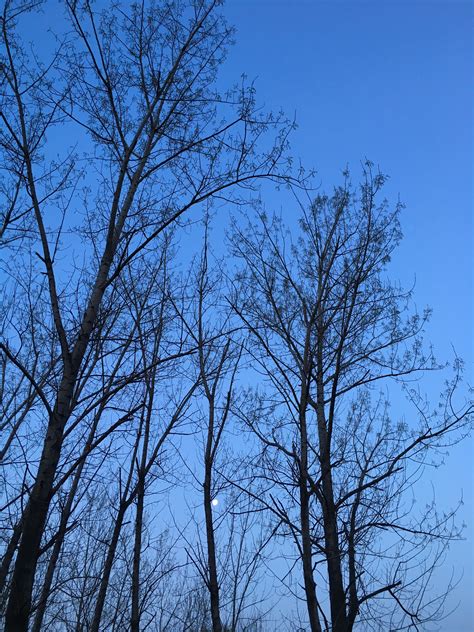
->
[31,448,86,632]
[299,340,323,632]
[299,478,323,632]
[4,372,75,631]
[204,404,223,632]
[315,357,348,632]
[131,477,144,632]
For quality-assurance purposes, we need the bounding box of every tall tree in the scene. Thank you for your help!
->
[231,166,473,632]
[176,225,273,632]
[0,1,293,628]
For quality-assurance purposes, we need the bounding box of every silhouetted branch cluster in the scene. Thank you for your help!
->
[0,3,471,632]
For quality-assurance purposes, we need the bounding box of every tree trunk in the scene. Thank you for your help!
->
[90,500,129,632]
[320,475,347,632]
[131,476,144,632]
[299,393,323,632]
[31,452,85,632]
[300,481,323,632]
[204,449,222,632]
[297,332,324,632]
[4,240,118,632]
[4,372,75,631]
[203,390,222,632]
[316,380,347,632]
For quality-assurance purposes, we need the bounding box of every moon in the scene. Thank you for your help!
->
[211,498,219,507]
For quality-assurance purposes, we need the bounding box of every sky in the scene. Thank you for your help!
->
[219,1,473,630]
[5,0,472,629]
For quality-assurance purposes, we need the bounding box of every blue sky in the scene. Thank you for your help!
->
[220,1,472,629]
[6,0,472,628]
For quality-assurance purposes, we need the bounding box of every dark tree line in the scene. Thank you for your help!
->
[0,2,472,631]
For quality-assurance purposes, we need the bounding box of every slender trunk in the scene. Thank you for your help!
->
[131,477,144,632]
[91,400,143,632]
[31,453,85,632]
[297,329,323,632]
[319,470,347,632]
[315,370,347,632]
[131,339,156,632]
[346,487,362,631]
[90,500,130,632]
[346,528,358,631]
[300,480,323,632]
[203,398,222,632]
[299,375,323,632]
[204,463,222,632]
[73,529,94,632]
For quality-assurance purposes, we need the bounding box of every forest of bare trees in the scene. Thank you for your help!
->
[0,1,472,631]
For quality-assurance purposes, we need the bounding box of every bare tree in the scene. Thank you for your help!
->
[0,0,294,628]
[230,166,473,632]
[193,229,238,632]
[173,226,274,632]
[1,2,469,629]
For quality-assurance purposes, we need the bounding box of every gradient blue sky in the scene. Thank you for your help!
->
[9,0,472,628]
[220,1,473,630]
